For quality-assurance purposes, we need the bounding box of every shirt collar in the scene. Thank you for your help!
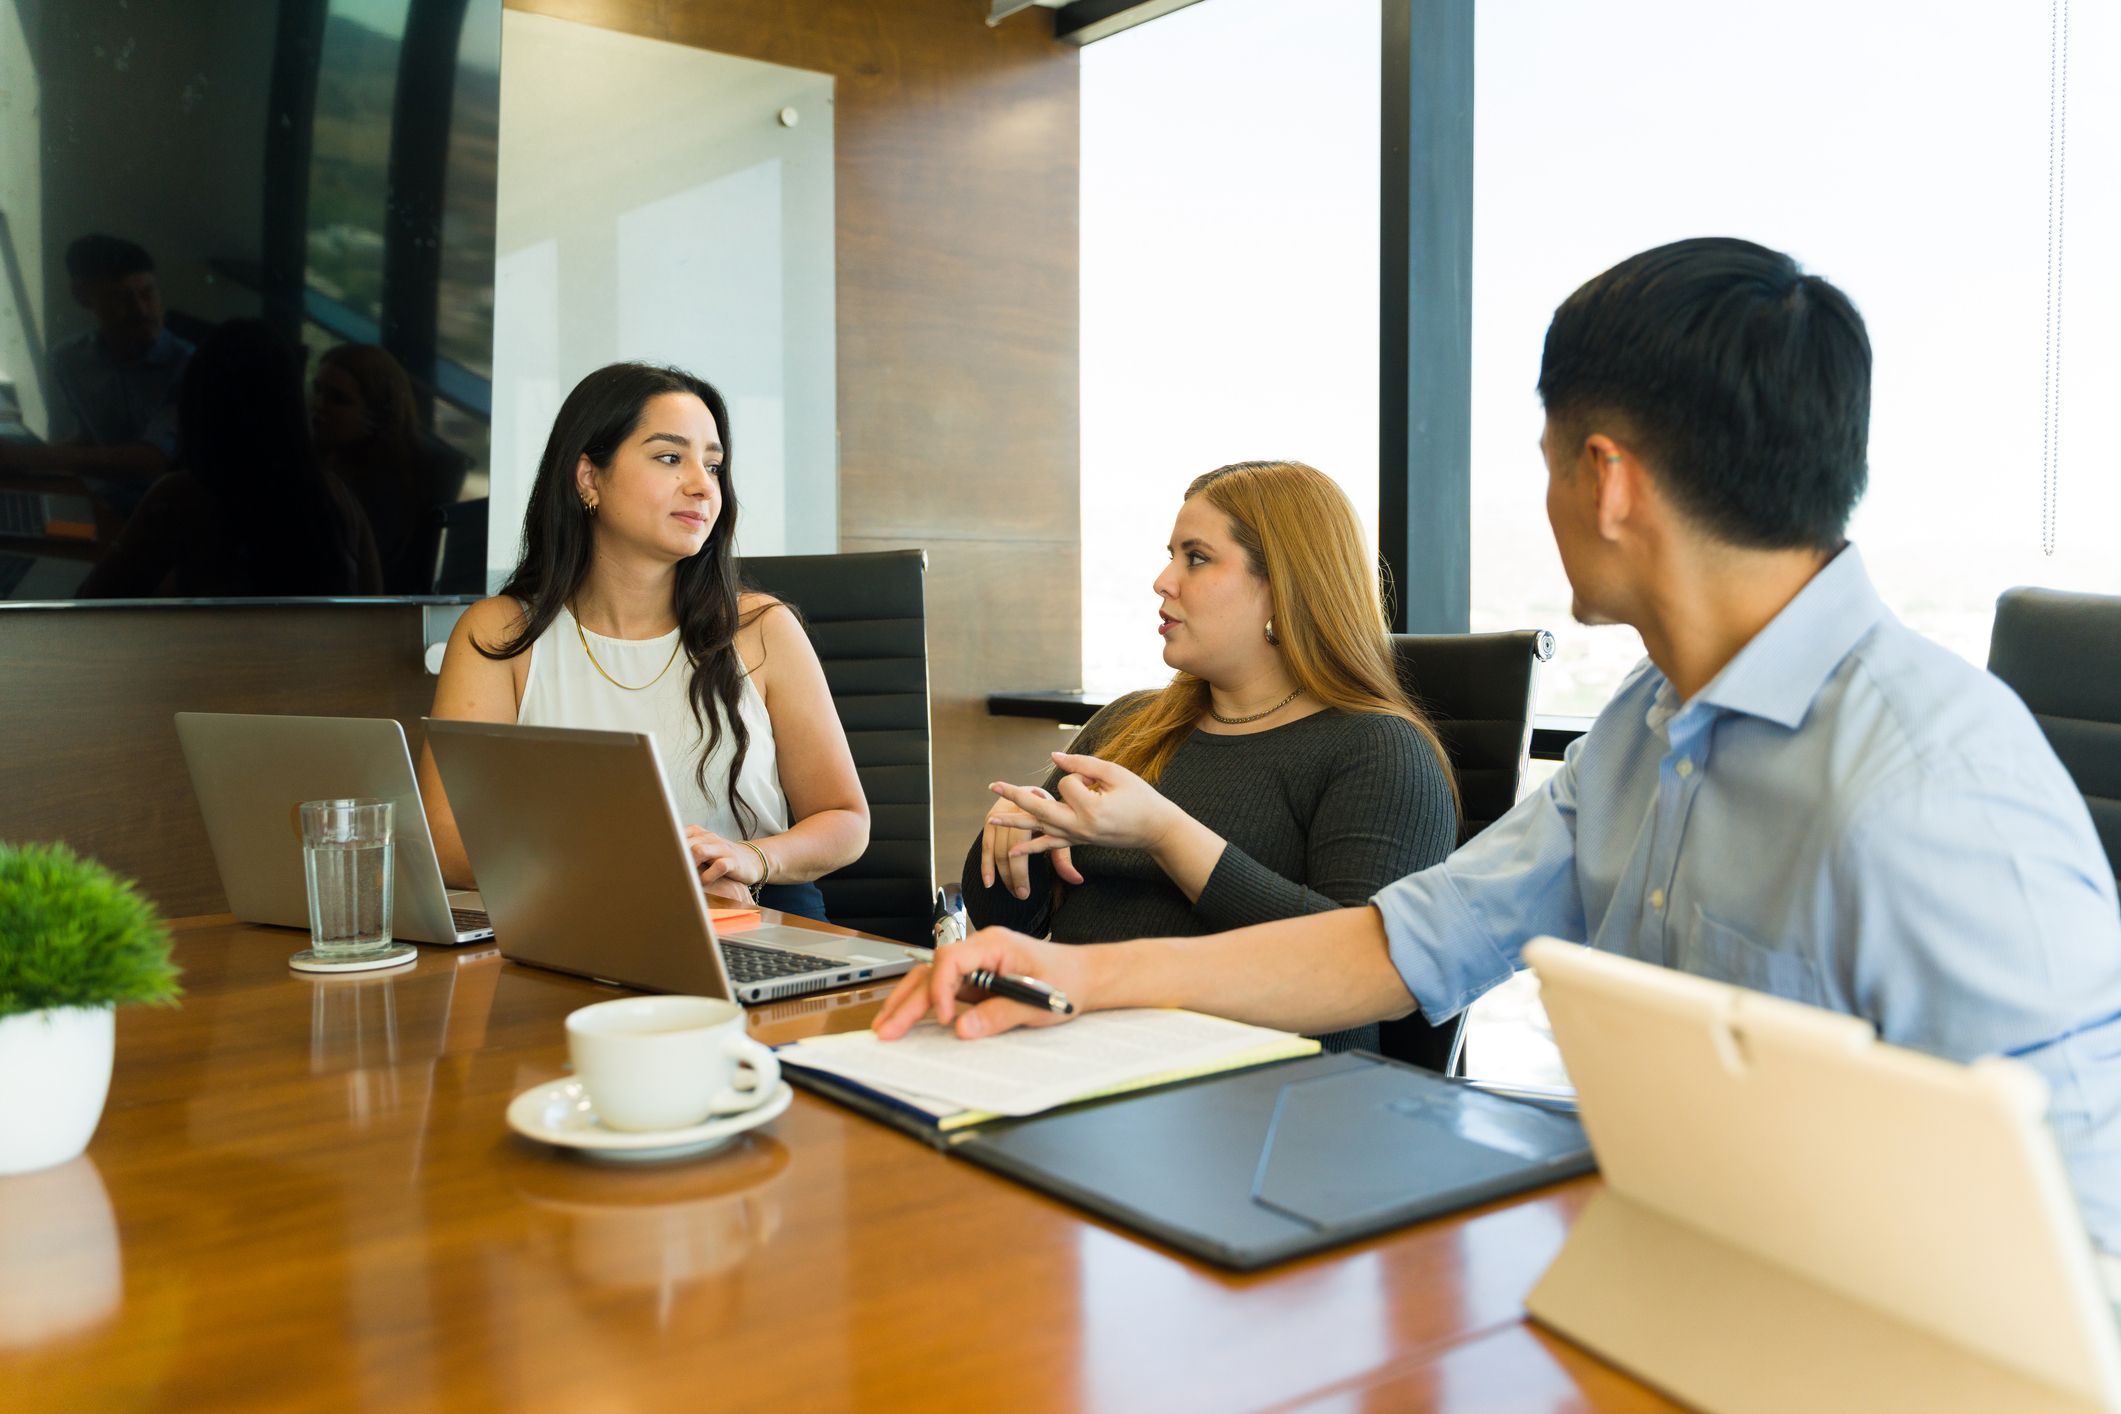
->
[1685,543,1889,731]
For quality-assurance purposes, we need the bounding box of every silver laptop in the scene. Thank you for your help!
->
[1522,937,2121,1414]
[423,719,927,1003]
[175,712,494,946]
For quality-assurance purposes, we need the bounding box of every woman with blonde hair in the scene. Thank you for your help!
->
[962,460,1457,1049]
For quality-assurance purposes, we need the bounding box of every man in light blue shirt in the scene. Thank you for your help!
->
[1377,546,2121,1250]
[878,237,2121,1253]
[0,235,192,521]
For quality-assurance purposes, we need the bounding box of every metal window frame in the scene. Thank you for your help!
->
[1379,0,1474,634]
[262,0,491,425]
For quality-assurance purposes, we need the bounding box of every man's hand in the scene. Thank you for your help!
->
[873,927,1095,1041]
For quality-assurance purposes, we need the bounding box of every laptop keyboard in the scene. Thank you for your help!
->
[0,491,45,537]
[721,940,841,984]
[451,906,492,931]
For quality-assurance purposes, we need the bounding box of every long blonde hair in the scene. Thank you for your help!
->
[1095,460,1456,806]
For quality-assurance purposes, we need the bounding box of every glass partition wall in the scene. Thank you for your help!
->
[0,0,499,602]
[489,10,837,578]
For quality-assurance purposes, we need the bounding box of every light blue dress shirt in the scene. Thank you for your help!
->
[49,327,191,456]
[1376,547,2121,1251]
[49,327,193,520]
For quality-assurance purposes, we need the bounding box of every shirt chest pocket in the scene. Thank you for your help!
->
[1677,907,1828,1009]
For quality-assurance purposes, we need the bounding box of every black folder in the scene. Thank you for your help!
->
[794,1049,1594,1271]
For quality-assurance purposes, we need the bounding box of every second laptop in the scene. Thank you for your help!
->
[425,718,927,1003]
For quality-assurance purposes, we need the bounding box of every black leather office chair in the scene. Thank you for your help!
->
[1374,628,1554,1071]
[1987,587,2121,888]
[738,550,934,945]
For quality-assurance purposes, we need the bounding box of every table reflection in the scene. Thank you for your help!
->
[0,1154,121,1348]
[511,1137,789,1322]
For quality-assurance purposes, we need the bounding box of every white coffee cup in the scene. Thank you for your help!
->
[565,996,782,1133]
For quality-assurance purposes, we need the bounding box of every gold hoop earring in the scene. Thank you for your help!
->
[579,491,598,515]
[1264,618,1279,647]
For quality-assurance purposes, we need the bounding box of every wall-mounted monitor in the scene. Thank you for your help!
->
[0,0,501,602]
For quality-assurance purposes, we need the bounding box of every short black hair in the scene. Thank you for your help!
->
[65,234,154,283]
[1537,237,1871,551]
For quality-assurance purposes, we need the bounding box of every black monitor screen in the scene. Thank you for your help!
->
[0,0,501,601]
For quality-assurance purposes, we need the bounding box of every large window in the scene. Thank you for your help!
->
[1473,0,2121,716]
[308,0,501,499]
[1081,0,1381,692]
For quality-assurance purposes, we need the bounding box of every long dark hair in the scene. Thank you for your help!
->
[316,342,424,495]
[179,319,359,594]
[477,363,770,834]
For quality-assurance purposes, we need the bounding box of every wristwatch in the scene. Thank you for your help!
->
[931,887,970,948]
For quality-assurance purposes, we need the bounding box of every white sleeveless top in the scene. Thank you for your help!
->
[518,603,791,842]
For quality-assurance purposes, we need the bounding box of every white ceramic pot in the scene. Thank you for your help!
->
[0,1005,115,1174]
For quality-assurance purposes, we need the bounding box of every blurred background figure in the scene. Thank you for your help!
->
[311,343,464,594]
[0,235,192,522]
[78,320,382,598]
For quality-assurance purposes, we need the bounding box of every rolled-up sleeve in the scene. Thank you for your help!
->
[1375,742,1590,1024]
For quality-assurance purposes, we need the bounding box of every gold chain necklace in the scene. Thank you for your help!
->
[573,606,683,691]
[1208,686,1302,726]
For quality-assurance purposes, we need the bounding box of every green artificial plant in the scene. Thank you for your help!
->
[0,842,182,1019]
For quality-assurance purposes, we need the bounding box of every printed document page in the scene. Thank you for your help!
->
[780,1009,1315,1118]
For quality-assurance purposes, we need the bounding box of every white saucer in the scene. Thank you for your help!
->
[289,943,419,974]
[507,1077,793,1161]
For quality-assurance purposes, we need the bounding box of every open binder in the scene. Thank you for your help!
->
[789,1045,1593,1271]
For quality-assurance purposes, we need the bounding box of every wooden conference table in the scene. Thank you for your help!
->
[1,915,1677,1412]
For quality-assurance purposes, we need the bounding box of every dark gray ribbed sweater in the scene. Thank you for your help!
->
[961,693,1458,1048]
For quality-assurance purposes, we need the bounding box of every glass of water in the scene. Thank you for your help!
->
[299,799,394,958]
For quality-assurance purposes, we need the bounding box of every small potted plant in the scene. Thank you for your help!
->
[0,842,181,1174]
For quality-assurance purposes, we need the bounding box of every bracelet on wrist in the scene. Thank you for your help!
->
[740,839,774,903]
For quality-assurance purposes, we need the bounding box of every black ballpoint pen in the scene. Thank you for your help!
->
[966,967,1075,1015]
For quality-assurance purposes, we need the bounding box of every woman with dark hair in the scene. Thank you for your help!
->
[78,319,382,597]
[310,342,435,593]
[416,362,867,920]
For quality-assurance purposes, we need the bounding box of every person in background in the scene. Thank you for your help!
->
[961,460,1458,1052]
[882,237,2121,1256]
[310,342,439,595]
[77,319,382,598]
[417,362,867,922]
[0,235,193,521]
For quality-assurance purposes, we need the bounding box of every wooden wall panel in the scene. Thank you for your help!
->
[0,606,440,915]
[505,0,1083,883]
